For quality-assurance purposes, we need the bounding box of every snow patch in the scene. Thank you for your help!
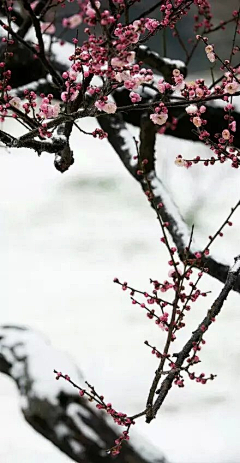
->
[119,128,138,167]
[0,327,83,405]
[149,171,191,247]
[67,403,106,447]
[69,439,85,455]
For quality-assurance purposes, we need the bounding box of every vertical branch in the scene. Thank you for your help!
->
[19,0,63,87]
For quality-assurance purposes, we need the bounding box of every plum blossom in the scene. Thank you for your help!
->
[102,102,117,114]
[173,71,185,90]
[192,116,202,127]
[207,52,216,63]
[129,92,141,103]
[150,112,168,125]
[61,90,79,102]
[204,44,215,62]
[126,52,136,64]
[229,121,236,132]
[111,52,136,68]
[225,81,239,95]
[40,22,56,34]
[9,96,21,109]
[145,18,160,32]
[175,156,186,167]
[196,87,204,98]
[39,101,60,119]
[205,44,213,54]
[222,129,230,140]
[114,70,130,82]
[86,1,101,19]
[111,57,125,68]
[157,78,166,93]
[185,104,198,114]
[95,100,117,114]
[62,14,82,29]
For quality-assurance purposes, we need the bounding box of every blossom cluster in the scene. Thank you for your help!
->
[54,370,134,455]
[0,0,238,171]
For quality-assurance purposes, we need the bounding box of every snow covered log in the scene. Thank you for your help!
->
[0,325,167,463]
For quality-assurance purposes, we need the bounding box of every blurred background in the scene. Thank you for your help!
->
[0,1,240,463]
[58,0,240,73]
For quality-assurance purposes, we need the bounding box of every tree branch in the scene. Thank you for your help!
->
[0,325,167,463]
[98,112,240,293]
[147,254,240,422]
[112,88,240,149]
[136,45,187,80]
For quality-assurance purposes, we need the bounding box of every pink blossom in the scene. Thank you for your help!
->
[62,14,82,29]
[205,44,213,54]
[192,116,202,127]
[86,0,100,18]
[150,112,168,125]
[129,92,141,103]
[40,22,56,35]
[229,121,236,132]
[196,87,204,98]
[95,100,117,114]
[145,18,160,32]
[9,96,21,109]
[126,52,136,64]
[111,57,125,68]
[102,102,117,114]
[199,105,206,113]
[114,70,130,82]
[111,51,136,68]
[124,79,137,90]
[157,79,166,93]
[40,102,60,119]
[222,129,230,140]
[195,252,202,259]
[61,90,79,102]
[225,81,239,95]
[207,52,216,63]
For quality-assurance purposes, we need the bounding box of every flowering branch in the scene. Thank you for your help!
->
[148,254,240,421]
[0,325,166,463]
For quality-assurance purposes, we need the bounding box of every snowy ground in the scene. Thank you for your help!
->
[0,115,240,463]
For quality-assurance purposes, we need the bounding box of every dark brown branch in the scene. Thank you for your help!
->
[19,0,63,88]
[133,1,164,21]
[139,113,157,173]
[18,0,47,38]
[112,88,240,149]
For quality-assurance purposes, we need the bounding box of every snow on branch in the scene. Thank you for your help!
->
[0,325,167,463]
[98,112,240,293]
[136,45,187,82]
